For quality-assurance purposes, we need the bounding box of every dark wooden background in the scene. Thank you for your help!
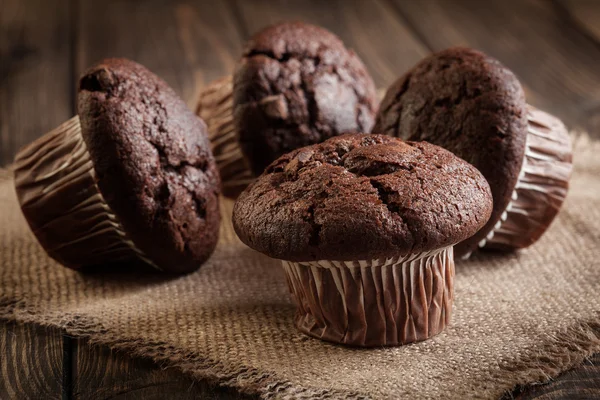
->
[1,0,599,398]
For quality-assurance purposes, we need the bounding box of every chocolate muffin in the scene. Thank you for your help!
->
[197,21,377,197]
[233,133,492,346]
[14,58,221,273]
[374,48,572,258]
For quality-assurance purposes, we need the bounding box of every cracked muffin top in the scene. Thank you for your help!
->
[77,58,221,273]
[373,47,527,257]
[232,21,378,176]
[232,133,492,261]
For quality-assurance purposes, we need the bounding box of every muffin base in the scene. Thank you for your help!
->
[14,116,158,270]
[281,247,454,347]
[196,76,253,197]
[474,106,573,254]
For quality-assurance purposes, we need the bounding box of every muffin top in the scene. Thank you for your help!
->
[233,21,378,176]
[77,58,221,273]
[373,47,528,256]
[233,134,492,261]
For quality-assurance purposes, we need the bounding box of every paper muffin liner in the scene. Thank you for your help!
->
[196,75,253,197]
[281,246,454,347]
[13,116,158,270]
[476,106,573,252]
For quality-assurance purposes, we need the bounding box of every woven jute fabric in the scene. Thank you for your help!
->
[1,134,599,399]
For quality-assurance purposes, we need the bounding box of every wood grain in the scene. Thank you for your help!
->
[556,0,600,136]
[384,1,600,395]
[70,2,250,398]
[511,354,600,399]
[1,0,600,399]
[559,0,600,44]
[76,0,245,107]
[72,339,253,400]
[232,0,429,88]
[0,0,73,166]
[0,322,63,399]
[387,0,600,136]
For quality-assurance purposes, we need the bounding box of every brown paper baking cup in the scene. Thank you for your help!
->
[13,116,157,270]
[196,76,253,198]
[281,246,454,347]
[477,106,573,252]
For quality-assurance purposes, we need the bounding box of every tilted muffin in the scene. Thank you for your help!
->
[233,134,492,346]
[14,58,221,273]
[374,47,573,258]
[196,21,378,197]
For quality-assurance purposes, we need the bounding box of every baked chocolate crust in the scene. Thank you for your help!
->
[78,58,221,273]
[14,117,155,270]
[233,22,378,176]
[374,47,528,257]
[233,133,492,261]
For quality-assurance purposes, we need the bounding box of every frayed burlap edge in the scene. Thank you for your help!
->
[0,299,366,399]
[1,132,599,400]
[2,293,600,399]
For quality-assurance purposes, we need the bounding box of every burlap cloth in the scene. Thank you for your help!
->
[1,134,599,399]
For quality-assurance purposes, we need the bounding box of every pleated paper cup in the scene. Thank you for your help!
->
[13,117,157,270]
[196,76,253,198]
[476,106,573,252]
[281,246,454,347]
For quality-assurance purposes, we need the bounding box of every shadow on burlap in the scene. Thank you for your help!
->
[0,134,599,399]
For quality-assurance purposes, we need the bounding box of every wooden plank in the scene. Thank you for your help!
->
[232,0,430,88]
[0,1,72,395]
[0,322,63,399]
[386,1,600,396]
[67,5,425,396]
[559,0,600,44]
[512,354,600,399]
[73,1,248,397]
[387,0,600,136]
[76,0,245,106]
[0,0,73,165]
[1,1,597,399]
[72,339,253,400]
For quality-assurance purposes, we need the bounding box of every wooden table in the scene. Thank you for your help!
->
[1,0,599,398]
